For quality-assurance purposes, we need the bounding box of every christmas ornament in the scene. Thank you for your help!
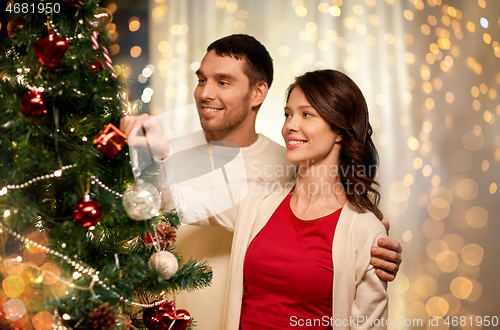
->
[148,251,179,280]
[88,302,116,330]
[122,180,161,220]
[86,7,115,77]
[73,195,101,228]
[33,30,69,71]
[145,222,177,248]
[7,17,25,38]
[21,90,48,118]
[91,31,117,78]
[63,0,85,8]
[87,8,113,31]
[89,59,104,73]
[91,31,100,50]
[111,314,131,330]
[101,44,117,78]
[93,123,127,159]
[143,300,190,330]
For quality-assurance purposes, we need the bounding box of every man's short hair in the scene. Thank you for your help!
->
[207,34,274,88]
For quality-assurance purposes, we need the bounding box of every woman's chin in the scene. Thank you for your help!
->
[286,155,302,164]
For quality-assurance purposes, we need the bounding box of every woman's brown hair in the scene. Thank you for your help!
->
[286,69,383,220]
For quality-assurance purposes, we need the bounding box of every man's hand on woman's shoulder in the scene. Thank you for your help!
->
[370,218,402,282]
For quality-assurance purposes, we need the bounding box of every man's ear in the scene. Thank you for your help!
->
[250,82,268,109]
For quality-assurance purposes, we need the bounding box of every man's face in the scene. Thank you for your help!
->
[194,50,254,137]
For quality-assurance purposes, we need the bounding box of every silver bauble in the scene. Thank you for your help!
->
[122,180,161,220]
[148,251,179,280]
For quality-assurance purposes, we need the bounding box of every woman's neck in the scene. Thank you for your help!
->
[290,160,347,219]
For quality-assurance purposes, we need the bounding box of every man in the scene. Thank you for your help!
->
[121,34,402,329]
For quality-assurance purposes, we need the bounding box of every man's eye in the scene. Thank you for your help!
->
[284,113,291,118]
[219,81,228,85]
[198,79,206,84]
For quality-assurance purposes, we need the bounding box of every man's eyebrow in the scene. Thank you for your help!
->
[214,73,235,80]
[194,70,236,80]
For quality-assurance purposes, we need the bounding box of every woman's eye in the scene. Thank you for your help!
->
[284,113,291,118]
[304,112,313,117]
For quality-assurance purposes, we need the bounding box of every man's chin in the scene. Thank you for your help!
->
[201,121,223,135]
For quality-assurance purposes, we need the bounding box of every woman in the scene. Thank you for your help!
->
[164,69,388,329]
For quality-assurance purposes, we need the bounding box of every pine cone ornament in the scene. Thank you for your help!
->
[63,0,85,8]
[88,302,116,330]
[155,221,177,248]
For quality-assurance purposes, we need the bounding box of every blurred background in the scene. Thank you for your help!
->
[2,0,499,328]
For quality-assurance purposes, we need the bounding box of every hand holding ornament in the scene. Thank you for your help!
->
[120,114,171,160]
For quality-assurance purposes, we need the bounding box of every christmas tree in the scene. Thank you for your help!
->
[0,1,211,329]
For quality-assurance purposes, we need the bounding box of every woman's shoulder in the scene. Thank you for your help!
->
[343,202,386,237]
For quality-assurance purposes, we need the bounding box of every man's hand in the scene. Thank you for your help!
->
[370,218,402,282]
[120,113,171,160]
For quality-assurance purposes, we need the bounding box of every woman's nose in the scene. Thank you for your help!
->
[284,116,299,132]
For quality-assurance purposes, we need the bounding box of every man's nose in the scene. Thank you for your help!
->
[199,81,216,100]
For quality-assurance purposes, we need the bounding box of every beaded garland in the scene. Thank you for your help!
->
[0,222,169,308]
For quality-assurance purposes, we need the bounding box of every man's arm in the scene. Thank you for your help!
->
[370,218,403,282]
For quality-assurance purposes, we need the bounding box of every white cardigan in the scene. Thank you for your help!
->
[165,175,388,329]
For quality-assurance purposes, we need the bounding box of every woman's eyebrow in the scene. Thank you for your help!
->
[284,105,314,110]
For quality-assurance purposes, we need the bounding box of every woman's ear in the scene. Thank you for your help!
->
[335,131,343,142]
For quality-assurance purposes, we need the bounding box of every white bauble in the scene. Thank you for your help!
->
[122,179,161,220]
[148,251,179,280]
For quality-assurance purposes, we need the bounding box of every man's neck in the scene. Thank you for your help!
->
[204,129,259,148]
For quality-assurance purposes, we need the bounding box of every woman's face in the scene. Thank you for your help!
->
[282,87,342,166]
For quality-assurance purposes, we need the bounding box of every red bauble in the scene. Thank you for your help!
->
[74,195,101,228]
[93,123,128,159]
[7,17,25,38]
[33,30,68,71]
[89,59,104,73]
[144,232,154,244]
[21,90,48,118]
[143,300,190,330]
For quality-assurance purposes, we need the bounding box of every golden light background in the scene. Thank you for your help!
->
[1,0,498,329]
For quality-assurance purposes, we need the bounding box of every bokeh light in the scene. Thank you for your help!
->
[426,296,449,318]
[461,243,484,266]
[2,276,25,298]
[3,298,27,321]
[465,206,488,228]
[32,311,54,330]
[455,178,479,201]
[450,277,473,299]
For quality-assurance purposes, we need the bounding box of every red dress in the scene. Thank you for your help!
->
[240,192,341,329]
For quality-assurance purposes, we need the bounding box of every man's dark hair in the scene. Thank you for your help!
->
[207,34,273,88]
